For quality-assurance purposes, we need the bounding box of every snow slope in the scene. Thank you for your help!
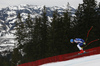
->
[40,54,100,66]
[18,47,100,66]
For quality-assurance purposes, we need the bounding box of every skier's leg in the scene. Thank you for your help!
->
[77,44,84,53]
[77,44,83,50]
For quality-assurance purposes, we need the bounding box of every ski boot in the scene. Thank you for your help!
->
[78,50,85,54]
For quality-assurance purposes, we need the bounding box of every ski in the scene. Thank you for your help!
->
[77,50,96,56]
[78,51,87,55]
[66,50,96,59]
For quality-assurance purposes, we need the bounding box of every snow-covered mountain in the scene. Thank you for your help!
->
[0,4,76,54]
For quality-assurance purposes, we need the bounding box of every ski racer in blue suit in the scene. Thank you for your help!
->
[70,38,86,54]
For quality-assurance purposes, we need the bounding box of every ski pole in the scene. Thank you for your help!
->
[87,39,99,46]
[85,26,93,42]
[84,39,100,48]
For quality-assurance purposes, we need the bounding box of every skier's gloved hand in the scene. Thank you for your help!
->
[83,42,86,45]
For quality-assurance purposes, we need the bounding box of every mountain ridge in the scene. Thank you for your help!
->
[0,4,76,54]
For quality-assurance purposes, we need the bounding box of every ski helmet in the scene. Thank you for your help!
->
[70,39,74,43]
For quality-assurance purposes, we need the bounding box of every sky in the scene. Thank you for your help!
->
[0,0,100,9]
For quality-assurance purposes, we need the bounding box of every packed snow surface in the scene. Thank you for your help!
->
[40,54,100,66]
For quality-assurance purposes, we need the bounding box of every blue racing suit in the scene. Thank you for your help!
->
[74,38,86,47]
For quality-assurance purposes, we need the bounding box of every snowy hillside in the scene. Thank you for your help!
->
[0,4,76,33]
[40,54,100,66]
[0,33,15,56]
[0,4,76,53]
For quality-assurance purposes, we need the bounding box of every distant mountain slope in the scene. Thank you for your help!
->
[0,4,76,34]
[0,4,76,54]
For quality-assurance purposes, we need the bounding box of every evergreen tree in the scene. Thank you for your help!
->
[22,14,35,62]
[93,2,100,47]
[14,13,25,64]
[48,10,60,55]
[75,0,97,40]
[62,9,76,53]
[48,9,72,55]
[15,13,25,47]
[74,0,99,49]
[11,48,22,66]
[40,6,49,58]
[95,2,100,39]
[23,6,49,61]
[32,17,43,60]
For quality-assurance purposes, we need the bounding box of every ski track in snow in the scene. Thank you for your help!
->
[40,54,100,66]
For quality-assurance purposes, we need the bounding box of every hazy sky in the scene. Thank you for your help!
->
[0,0,100,9]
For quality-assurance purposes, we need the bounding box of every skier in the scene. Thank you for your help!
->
[70,38,86,54]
